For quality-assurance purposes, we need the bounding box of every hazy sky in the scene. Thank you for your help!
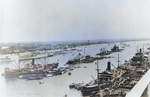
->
[1,0,150,43]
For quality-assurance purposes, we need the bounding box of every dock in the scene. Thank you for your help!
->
[19,56,45,61]
[69,49,150,97]
[10,54,48,61]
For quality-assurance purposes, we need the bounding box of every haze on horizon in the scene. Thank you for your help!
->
[0,0,150,43]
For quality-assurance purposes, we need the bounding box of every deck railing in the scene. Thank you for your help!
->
[126,70,150,97]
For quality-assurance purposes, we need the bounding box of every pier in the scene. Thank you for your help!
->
[19,56,45,61]
[10,54,47,61]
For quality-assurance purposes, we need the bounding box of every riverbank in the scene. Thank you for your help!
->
[0,39,149,55]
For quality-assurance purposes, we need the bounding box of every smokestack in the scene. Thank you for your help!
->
[140,48,142,52]
[107,62,111,71]
[32,59,35,65]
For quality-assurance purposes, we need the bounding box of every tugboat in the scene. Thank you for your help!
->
[68,72,71,75]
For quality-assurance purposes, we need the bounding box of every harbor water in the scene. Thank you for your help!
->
[0,40,150,97]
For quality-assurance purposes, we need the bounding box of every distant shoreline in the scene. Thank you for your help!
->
[0,38,150,55]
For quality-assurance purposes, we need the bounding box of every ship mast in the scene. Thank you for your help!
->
[117,53,120,67]
[84,47,85,56]
[95,60,100,84]
[143,44,144,52]
[45,51,47,66]
[17,54,21,70]
[137,45,139,52]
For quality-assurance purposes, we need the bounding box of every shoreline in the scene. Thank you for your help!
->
[0,38,149,55]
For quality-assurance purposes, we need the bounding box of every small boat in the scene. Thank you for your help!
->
[18,74,24,79]
[69,67,74,71]
[147,47,150,50]
[47,52,54,57]
[39,82,44,84]
[52,69,63,75]
[46,73,53,77]
[25,76,43,81]
[81,84,99,96]
[46,62,59,68]
[64,94,67,97]
[66,59,75,64]
[68,72,71,75]
[69,83,76,89]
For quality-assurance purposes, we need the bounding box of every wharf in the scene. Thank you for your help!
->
[9,53,48,61]
[79,51,150,97]
[19,56,45,61]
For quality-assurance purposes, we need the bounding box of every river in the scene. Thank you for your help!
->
[0,40,150,97]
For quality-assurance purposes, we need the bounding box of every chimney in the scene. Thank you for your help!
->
[140,48,142,52]
[107,62,111,71]
[32,59,35,65]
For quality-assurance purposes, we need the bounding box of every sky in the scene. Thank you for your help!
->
[0,0,150,43]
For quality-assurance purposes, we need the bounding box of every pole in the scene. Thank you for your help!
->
[18,54,20,70]
[96,60,100,85]
[97,60,99,80]
[118,53,120,67]
[84,48,85,56]
[96,60,103,97]
[44,44,46,66]
[143,44,144,52]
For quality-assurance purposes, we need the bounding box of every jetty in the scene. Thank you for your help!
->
[19,56,46,61]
